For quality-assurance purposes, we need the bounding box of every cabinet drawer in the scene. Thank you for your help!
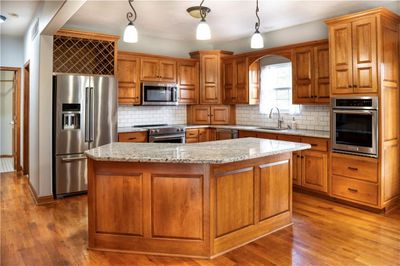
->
[301,137,328,152]
[331,175,378,206]
[239,130,257,138]
[332,153,378,182]
[118,132,148,142]
[186,129,199,138]
[185,137,198,143]
[277,135,301,142]
[257,132,278,140]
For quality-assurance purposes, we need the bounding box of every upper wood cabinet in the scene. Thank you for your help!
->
[327,15,378,95]
[117,53,140,105]
[140,57,176,82]
[292,42,330,104]
[190,51,233,105]
[177,60,199,104]
[248,60,261,104]
[187,105,235,125]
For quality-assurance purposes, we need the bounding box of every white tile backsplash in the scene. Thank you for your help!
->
[118,105,187,127]
[236,105,330,131]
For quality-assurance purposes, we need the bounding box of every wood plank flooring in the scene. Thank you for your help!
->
[1,171,400,265]
[0,158,14,173]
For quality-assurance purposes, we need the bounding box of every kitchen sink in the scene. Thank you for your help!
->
[257,127,289,131]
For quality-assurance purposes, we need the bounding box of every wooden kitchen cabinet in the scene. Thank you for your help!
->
[292,151,302,186]
[140,57,176,82]
[292,42,330,104]
[117,53,141,105]
[301,150,328,193]
[118,132,148,142]
[190,50,233,104]
[187,105,234,125]
[185,128,209,143]
[327,15,378,94]
[177,60,199,104]
[249,60,261,104]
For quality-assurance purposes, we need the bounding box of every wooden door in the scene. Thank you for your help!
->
[301,150,328,193]
[249,60,260,105]
[235,57,249,104]
[200,55,220,104]
[329,22,354,94]
[292,151,302,186]
[177,60,199,104]
[210,106,230,125]
[160,60,177,82]
[292,47,314,104]
[117,58,140,105]
[223,59,235,104]
[140,58,159,81]
[191,106,211,124]
[314,44,330,103]
[351,16,378,94]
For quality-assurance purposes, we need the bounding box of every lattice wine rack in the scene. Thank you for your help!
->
[53,32,117,75]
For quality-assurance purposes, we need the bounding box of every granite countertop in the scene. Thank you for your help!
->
[85,138,311,164]
[118,125,330,139]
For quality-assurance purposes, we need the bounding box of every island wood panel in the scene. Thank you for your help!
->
[151,175,203,239]
[95,174,143,235]
[215,167,254,237]
[259,160,290,220]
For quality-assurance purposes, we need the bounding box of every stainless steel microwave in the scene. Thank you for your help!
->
[331,96,378,157]
[142,82,178,106]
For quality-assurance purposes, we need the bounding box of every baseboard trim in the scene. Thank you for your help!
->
[27,179,55,205]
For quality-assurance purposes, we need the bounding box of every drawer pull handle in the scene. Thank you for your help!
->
[128,137,137,140]
[348,188,358,193]
[348,167,358,171]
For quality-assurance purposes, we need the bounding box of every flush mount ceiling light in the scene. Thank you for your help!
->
[250,0,264,49]
[190,0,211,40]
[123,0,138,43]
[0,15,6,23]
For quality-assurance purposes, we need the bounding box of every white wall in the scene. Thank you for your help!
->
[0,35,24,68]
[0,71,14,155]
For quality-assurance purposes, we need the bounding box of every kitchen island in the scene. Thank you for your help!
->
[85,138,310,258]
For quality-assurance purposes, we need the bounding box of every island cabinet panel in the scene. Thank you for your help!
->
[95,174,143,236]
[151,176,203,239]
[215,168,254,237]
[259,161,290,220]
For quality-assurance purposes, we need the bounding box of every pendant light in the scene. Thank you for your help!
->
[251,0,264,49]
[123,0,138,43]
[0,15,6,24]
[196,0,211,40]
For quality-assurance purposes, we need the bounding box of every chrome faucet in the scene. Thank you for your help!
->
[269,107,284,129]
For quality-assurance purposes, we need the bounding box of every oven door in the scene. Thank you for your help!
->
[332,109,378,157]
[142,83,178,105]
[149,134,185,143]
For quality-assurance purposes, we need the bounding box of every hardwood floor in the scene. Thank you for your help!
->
[1,171,400,265]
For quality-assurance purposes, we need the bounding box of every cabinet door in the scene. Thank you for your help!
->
[249,60,260,105]
[223,60,235,104]
[140,58,159,81]
[235,57,249,104]
[301,150,328,193]
[329,23,354,94]
[314,44,330,103]
[198,128,209,142]
[178,60,199,104]
[160,60,177,82]
[352,16,378,94]
[292,47,314,104]
[117,58,140,105]
[210,106,230,125]
[201,55,220,104]
[292,151,302,186]
[191,106,211,124]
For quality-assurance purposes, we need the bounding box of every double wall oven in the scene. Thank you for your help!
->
[331,97,378,158]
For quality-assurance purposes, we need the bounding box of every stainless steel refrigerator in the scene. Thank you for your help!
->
[53,74,117,197]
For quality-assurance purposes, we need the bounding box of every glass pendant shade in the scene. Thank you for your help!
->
[251,31,264,49]
[196,19,211,40]
[123,22,138,43]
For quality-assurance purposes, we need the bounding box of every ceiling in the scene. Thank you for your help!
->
[64,0,400,42]
[0,1,41,36]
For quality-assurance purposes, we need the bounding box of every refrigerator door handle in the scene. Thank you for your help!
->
[90,87,94,142]
[85,87,91,142]
[61,156,87,162]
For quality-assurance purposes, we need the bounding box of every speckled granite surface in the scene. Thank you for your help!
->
[85,138,311,164]
[118,125,330,139]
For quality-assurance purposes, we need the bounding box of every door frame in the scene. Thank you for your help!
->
[0,66,21,172]
[23,61,30,176]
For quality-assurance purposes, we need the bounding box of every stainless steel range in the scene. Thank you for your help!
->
[134,124,186,143]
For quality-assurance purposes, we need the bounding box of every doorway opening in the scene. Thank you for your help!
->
[23,62,30,176]
[0,67,21,174]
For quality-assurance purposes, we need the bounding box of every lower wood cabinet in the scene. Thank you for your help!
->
[187,105,235,125]
[185,128,208,143]
[301,150,328,193]
[118,132,148,142]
